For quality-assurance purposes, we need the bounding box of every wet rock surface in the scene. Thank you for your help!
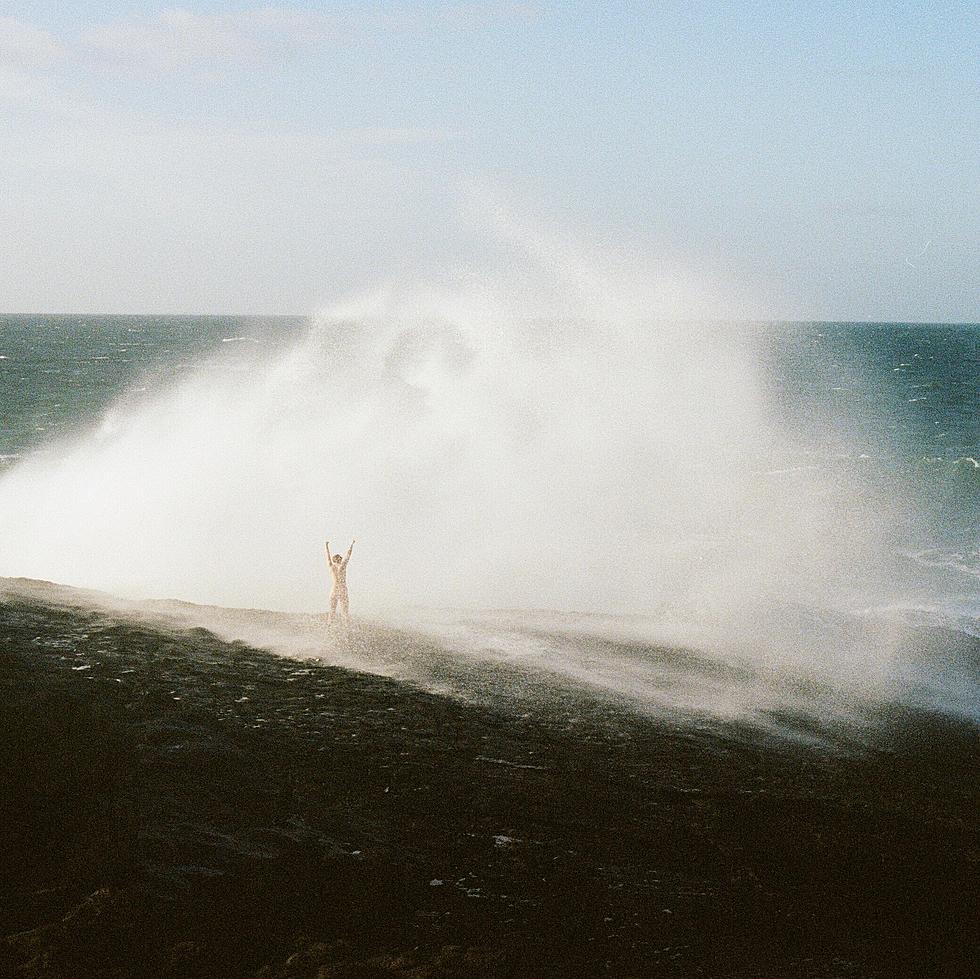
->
[1,592,977,977]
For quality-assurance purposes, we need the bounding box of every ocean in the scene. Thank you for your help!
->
[0,312,977,730]
[0,315,304,465]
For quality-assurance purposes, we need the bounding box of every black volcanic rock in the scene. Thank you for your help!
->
[1,588,977,977]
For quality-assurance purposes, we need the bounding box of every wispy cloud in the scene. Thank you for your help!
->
[0,66,85,118]
[0,15,66,69]
[342,125,466,145]
[1,5,540,76]
[439,3,539,30]
[76,8,337,71]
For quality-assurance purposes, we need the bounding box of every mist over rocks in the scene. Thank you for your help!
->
[3,576,976,739]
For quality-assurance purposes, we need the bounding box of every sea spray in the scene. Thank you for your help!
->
[0,283,896,622]
[3,292,977,724]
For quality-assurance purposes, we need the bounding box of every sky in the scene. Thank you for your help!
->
[0,1,977,319]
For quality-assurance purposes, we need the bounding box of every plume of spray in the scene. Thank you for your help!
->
[0,195,936,726]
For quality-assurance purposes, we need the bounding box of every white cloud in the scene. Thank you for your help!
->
[0,15,65,69]
[0,5,541,80]
[343,125,466,145]
[440,3,539,30]
[35,5,540,73]
[0,64,100,121]
[77,7,337,71]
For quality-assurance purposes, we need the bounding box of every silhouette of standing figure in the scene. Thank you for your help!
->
[325,539,354,626]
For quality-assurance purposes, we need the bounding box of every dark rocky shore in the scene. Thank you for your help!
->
[1,585,977,978]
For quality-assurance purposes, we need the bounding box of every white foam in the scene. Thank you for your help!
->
[905,547,980,580]
[763,464,821,476]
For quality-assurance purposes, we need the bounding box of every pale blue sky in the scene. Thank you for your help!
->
[1,2,976,318]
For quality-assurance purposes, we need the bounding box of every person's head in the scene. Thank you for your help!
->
[333,553,343,564]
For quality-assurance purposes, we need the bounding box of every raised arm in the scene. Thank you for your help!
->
[342,539,355,566]
[324,540,333,564]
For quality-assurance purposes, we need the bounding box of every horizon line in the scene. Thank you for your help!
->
[0,312,977,327]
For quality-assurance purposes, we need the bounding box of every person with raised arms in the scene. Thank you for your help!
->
[324,538,355,626]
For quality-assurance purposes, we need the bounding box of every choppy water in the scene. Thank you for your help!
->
[0,315,303,461]
[760,322,979,633]
[762,322,978,529]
